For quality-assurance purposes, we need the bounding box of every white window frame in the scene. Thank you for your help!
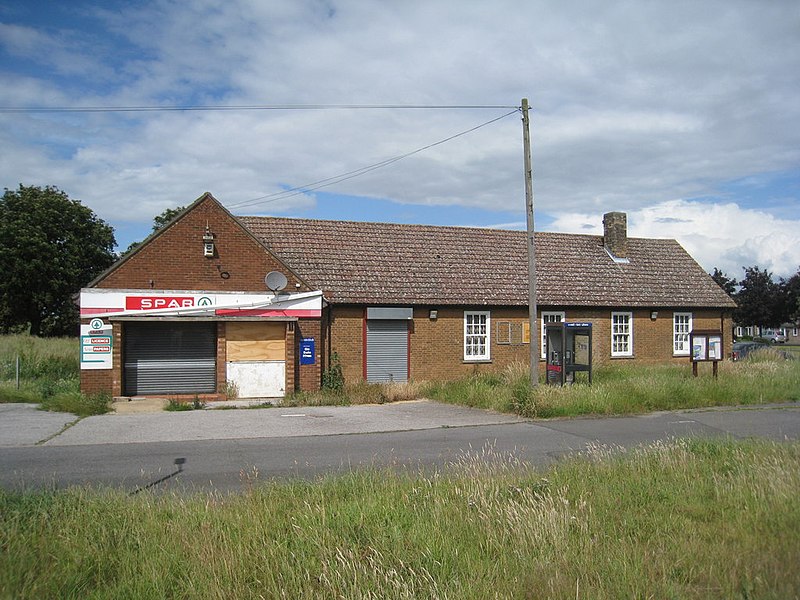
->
[541,311,566,359]
[611,311,633,357]
[673,312,692,356]
[464,311,490,361]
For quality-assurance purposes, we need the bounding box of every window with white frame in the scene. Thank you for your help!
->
[541,311,565,359]
[464,311,490,361]
[611,312,633,357]
[673,312,692,355]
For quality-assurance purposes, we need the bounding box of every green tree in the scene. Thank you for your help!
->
[733,266,783,329]
[0,185,116,336]
[122,205,185,256]
[710,267,737,296]
[779,267,800,323]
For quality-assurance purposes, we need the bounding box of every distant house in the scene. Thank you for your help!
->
[80,193,736,400]
[734,323,799,344]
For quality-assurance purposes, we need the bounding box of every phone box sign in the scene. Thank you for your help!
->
[125,296,198,310]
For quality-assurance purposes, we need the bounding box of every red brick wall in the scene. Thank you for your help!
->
[327,306,365,384]
[327,304,732,383]
[97,196,309,293]
[410,307,533,381]
[295,318,323,392]
[217,322,228,397]
[79,364,114,396]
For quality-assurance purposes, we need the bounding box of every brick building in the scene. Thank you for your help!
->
[80,193,736,400]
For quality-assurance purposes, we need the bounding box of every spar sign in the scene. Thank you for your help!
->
[125,296,213,310]
[79,289,322,318]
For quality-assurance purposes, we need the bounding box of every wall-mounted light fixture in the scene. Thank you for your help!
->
[429,309,438,320]
[650,311,658,321]
[202,225,215,257]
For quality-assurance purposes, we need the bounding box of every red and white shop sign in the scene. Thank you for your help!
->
[80,289,323,318]
[125,296,204,310]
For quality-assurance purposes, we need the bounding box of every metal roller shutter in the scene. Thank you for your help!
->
[124,322,217,395]
[366,320,408,383]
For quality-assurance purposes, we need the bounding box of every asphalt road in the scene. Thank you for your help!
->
[1,401,798,494]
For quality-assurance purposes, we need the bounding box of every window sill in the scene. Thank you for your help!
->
[463,359,492,364]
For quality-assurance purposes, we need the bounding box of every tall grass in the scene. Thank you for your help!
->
[1,438,798,598]
[286,379,424,407]
[424,353,800,418]
[0,334,110,415]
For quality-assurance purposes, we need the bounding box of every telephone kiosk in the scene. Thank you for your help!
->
[545,322,593,386]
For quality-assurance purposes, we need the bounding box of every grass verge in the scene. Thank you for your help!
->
[0,334,111,416]
[424,352,800,418]
[1,438,798,598]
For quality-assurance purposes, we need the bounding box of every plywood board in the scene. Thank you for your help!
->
[227,361,285,397]
[226,322,285,362]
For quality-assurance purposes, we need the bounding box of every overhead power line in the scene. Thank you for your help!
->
[0,103,517,114]
[226,108,520,211]
[0,100,525,212]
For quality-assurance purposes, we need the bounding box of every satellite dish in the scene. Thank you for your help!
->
[265,271,288,292]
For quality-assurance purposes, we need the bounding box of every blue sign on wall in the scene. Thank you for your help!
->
[300,338,315,365]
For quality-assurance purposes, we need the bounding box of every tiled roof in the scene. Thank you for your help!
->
[240,216,736,309]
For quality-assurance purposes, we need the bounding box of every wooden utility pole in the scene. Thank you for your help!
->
[521,98,538,387]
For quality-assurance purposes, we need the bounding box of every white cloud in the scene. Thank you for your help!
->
[548,200,800,279]
[0,0,798,271]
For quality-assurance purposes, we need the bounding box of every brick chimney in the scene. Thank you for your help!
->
[603,212,627,259]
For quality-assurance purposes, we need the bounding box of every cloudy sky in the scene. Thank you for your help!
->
[1,0,798,279]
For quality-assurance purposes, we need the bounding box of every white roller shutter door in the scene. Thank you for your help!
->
[366,320,408,383]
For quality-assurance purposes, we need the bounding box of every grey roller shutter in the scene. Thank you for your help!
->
[366,320,408,383]
[124,322,216,395]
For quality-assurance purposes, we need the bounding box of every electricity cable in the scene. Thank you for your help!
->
[0,103,517,113]
[227,108,520,210]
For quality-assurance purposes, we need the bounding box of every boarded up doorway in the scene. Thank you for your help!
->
[226,322,286,398]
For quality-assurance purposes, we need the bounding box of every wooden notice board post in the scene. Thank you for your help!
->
[689,329,723,378]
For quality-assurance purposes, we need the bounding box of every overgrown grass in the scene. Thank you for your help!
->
[1,438,798,598]
[164,397,207,411]
[0,334,77,381]
[0,334,111,415]
[2,333,796,418]
[782,344,800,358]
[424,353,800,418]
[285,380,424,407]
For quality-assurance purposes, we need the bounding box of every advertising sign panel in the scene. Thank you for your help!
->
[80,318,113,370]
[300,338,316,365]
